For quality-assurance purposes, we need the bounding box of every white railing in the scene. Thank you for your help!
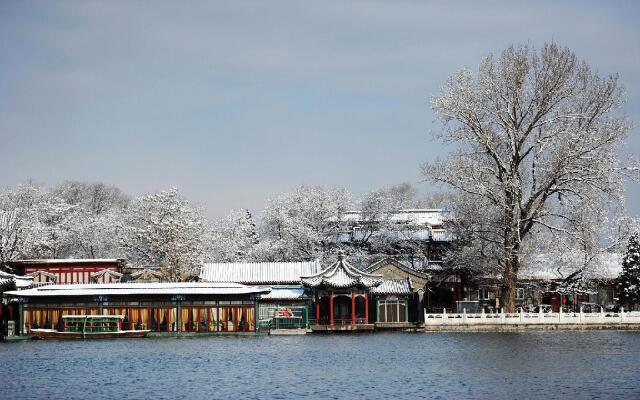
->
[424,307,640,326]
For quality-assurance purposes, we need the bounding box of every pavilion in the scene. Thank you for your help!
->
[301,251,384,332]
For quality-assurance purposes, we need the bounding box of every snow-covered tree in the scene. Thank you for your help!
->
[207,209,259,262]
[423,43,637,311]
[618,233,640,308]
[0,184,43,269]
[53,181,129,258]
[120,188,206,281]
[259,186,352,262]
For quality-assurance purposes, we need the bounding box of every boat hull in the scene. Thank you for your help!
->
[30,329,150,340]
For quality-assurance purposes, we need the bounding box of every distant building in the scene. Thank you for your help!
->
[338,209,450,268]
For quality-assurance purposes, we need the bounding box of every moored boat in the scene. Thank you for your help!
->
[30,315,150,339]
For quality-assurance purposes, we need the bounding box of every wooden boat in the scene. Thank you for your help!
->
[30,315,150,340]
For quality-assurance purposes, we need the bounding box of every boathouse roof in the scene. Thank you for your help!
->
[199,260,321,284]
[4,282,271,297]
[260,286,308,300]
[301,252,384,289]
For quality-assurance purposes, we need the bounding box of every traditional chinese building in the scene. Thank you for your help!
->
[301,252,385,332]
[7,259,125,285]
[0,271,32,338]
[364,257,430,323]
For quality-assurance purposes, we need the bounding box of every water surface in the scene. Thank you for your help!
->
[1,332,639,399]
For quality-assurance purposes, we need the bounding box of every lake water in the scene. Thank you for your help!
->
[1,331,639,399]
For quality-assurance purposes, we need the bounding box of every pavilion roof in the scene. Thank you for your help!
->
[301,252,384,289]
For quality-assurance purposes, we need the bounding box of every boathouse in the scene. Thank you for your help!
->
[199,260,320,329]
[302,252,384,332]
[3,282,269,336]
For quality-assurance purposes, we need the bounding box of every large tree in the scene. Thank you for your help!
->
[423,43,636,311]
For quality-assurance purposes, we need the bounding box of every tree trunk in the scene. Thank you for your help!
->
[502,212,521,313]
[502,257,518,313]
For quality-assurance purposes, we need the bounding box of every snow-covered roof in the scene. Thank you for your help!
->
[370,279,413,295]
[364,258,430,279]
[301,252,384,288]
[341,209,444,225]
[90,269,124,279]
[0,270,33,290]
[4,282,271,297]
[200,260,321,284]
[130,268,163,281]
[519,252,622,281]
[260,286,308,300]
[8,259,125,265]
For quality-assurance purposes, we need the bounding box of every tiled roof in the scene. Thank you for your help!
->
[5,282,271,297]
[0,270,33,290]
[200,260,321,284]
[301,252,384,289]
[260,286,308,300]
[370,278,413,295]
[8,259,124,265]
[520,252,622,281]
[340,209,444,225]
[364,258,430,279]
[90,269,124,279]
[130,268,163,280]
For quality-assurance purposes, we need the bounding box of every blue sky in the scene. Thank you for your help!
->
[1,1,639,218]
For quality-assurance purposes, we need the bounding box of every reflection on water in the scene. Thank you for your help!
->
[1,332,639,399]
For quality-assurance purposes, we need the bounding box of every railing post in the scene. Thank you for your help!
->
[621,307,624,324]
[558,309,562,323]
[539,306,542,322]
[519,307,523,323]
[462,308,467,324]
[579,306,583,324]
[480,307,485,323]
[600,306,605,323]
[443,308,446,325]
[500,308,505,324]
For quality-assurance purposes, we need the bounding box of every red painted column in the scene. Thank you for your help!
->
[8,305,14,321]
[315,294,320,324]
[364,292,369,324]
[351,292,356,325]
[329,290,334,326]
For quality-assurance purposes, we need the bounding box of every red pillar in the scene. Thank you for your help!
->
[351,292,356,325]
[329,290,334,326]
[315,295,320,324]
[8,305,14,321]
[364,292,369,324]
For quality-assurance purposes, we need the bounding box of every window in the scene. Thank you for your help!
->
[377,300,407,323]
[516,288,525,300]
[478,288,490,300]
